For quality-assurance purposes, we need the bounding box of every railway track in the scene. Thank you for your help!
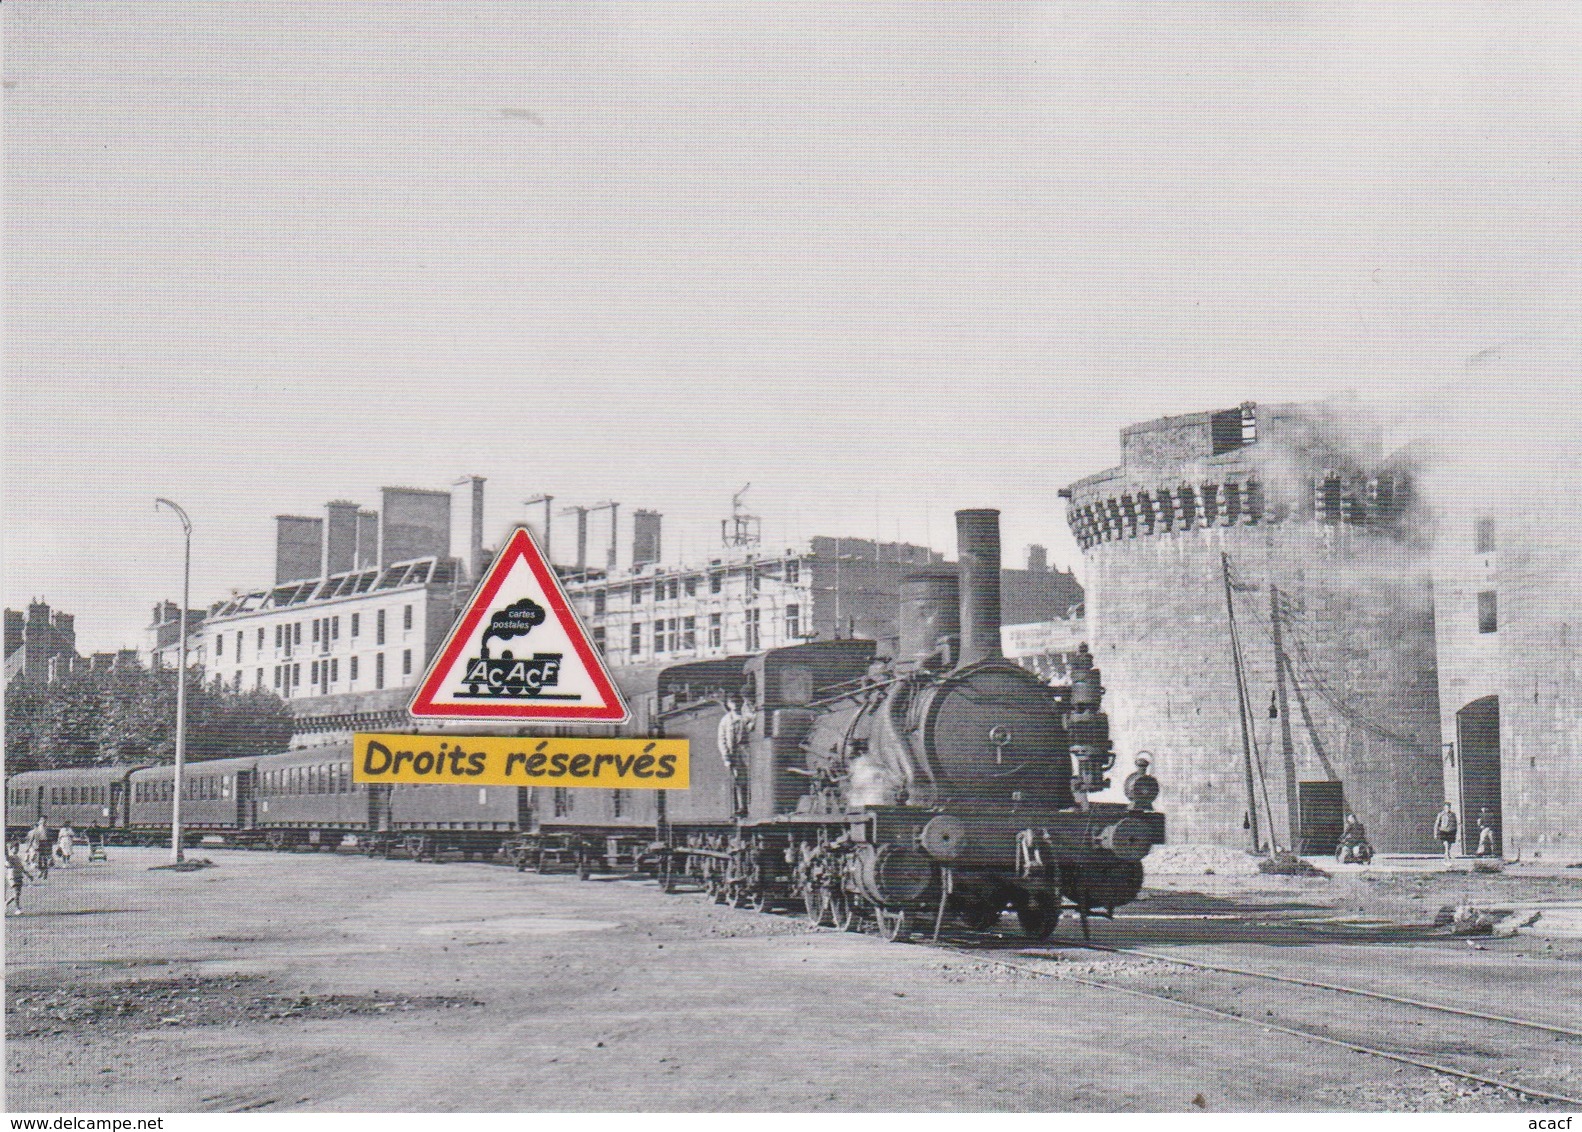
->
[927,928,1582,1108]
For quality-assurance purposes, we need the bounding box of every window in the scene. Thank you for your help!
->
[630,622,643,656]
[1475,518,1496,554]
[669,578,680,601]
[258,628,265,650]
[293,622,302,645]
[709,613,722,649]
[593,589,606,615]
[632,584,645,605]
[745,608,761,651]
[684,575,697,597]
[292,662,301,687]
[785,560,800,584]
[553,787,571,817]
[332,616,340,640]
[681,616,696,651]
[311,660,319,683]
[216,634,223,658]
[612,789,626,819]
[312,618,320,644]
[377,609,386,645]
[785,603,800,640]
[330,658,338,683]
[376,653,386,689]
[748,569,760,596]
[275,624,283,649]
[237,631,244,658]
[351,613,360,638]
[350,656,359,682]
[592,626,606,653]
[404,605,413,631]
[1478,591,1498,634]
[256,668,263,688]
[402,649,412,676]
[710,571,723,594]
[1211,403,1257,454]
[274,665,281,688]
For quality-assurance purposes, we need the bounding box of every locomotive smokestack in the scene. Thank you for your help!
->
[955,508,1003,666]
[898,570,960,666]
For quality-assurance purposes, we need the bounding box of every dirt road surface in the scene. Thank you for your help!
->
[7,848,1579,1112]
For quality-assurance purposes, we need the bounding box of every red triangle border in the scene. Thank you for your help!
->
[408,527,629,722]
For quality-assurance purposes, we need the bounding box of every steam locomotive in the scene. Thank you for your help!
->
[635,509,1164,941]
[5,510,1164,943]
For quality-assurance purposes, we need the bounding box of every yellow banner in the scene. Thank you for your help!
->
[353,733,689,788]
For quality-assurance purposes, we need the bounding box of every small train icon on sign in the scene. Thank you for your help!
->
[454,597,575,700]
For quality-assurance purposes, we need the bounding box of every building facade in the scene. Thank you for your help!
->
[563,537,1081,672]
[197,485,478,740]
[1425,363,1582,862]
[1065,400,1444,853]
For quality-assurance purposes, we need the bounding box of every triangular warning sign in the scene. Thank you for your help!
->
[409,527,628,722]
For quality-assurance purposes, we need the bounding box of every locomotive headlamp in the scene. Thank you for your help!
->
[1123,754,1160,810]
[988,724,1012,764]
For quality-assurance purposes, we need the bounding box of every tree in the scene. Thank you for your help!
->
[4,665,294,771]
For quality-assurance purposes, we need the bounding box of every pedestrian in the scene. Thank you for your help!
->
[1475,808,1498,858]
[6,843,25,915]
[24,819,50,880]
[1433,801,1459,863]
[54,825,75,866]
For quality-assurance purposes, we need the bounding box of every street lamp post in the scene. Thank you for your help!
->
[155,498,191,865]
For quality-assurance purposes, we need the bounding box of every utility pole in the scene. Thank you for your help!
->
[1222,552,1262,853]
[1271,584,1301,851]
[524,494,554,559]
[155,498,191,865]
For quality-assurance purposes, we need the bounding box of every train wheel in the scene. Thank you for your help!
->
[1017,892,1060,942]
[747,889,770,913]
[265,831,287,853]
[800,884,826,927]
[876,907,908,943]
[832,891,858,933]
[957,899,1003,932]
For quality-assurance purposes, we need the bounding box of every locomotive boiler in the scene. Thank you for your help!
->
[661,508,1165,941]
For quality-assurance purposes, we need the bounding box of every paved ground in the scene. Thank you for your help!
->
[6,847,1580,1112]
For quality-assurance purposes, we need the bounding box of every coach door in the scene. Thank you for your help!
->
[1457,696,1501,855]
[235,769,257,829]
[367,783,391,831]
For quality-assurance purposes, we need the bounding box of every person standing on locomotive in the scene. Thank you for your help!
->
[716,693,755,815]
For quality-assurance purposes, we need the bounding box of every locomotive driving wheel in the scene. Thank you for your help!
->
[747,888,770,913]
[831,890,858,933]
[1016,890,1061,941]
[800,883,827,927]
[875,906,908,943]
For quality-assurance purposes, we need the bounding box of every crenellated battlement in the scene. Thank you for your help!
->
[1066,471,1414,550]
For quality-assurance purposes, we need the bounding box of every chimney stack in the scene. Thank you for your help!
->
[323,501,361,576]
[1027,543,1048,572]
[632,509,662,569]
[955,509,1003,667]
[275,515,324,583]
[355,509,379,568]
[379,487,450,566]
